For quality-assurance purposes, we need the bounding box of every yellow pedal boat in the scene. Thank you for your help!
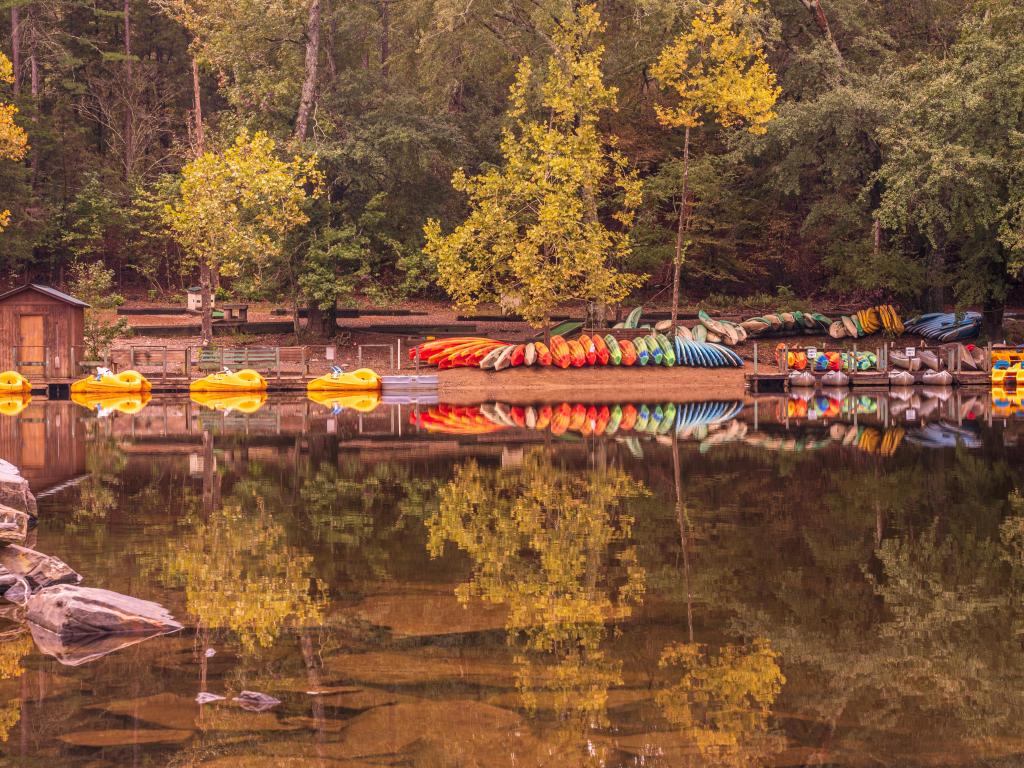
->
[72,392,151,415]
[71,369,152,394]
[307,368,381,392]
[0,371,31,394]
[307,390,381,413]
[0,395,31,416]
[190,391,267,413]
[189,369,267,392]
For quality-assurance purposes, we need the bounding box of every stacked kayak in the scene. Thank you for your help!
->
[190,369,267,392]
[409,338,509,369]
[739,310,833,338]
[71,369,151,394]
[307,367,380,391]
[904,312,982,342]
[827,305,904,339]
[0,371,31,394]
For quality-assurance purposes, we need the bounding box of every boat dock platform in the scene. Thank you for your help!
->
[746,370,992,393]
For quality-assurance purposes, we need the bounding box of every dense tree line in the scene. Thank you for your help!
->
[1,0,1022,326]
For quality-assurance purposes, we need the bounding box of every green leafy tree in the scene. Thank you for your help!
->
[68,261,132,359]
[652,0,780,328]
[424,4,644,329]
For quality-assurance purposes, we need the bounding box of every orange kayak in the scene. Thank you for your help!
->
[534,341,553,366]
[619,339,638,366]
[620,404,638,431]
[578,335,597,366]
[550,336,571,369]
[567,340,586,367]
[592,336,610,365]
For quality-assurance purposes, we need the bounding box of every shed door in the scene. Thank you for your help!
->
[18,315,45,376]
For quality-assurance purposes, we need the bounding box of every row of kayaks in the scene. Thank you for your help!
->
[410,333,743,370]
[412,400,744,437]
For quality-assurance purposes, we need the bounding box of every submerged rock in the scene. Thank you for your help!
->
[0,568,29,605]
[196,692,226,705]
[234,691,281,712]
[26,584,182,639]
[28,621,179,666]
[0,505,30,545]
[0,545,81,592]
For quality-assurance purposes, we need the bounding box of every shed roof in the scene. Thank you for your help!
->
[0,283,90,308]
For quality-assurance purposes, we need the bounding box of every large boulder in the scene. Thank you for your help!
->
[0,505,30,546]
[0,462,36,516]
[0,545,80,592]
[26,584,182,640]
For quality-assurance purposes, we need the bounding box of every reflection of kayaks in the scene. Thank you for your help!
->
[189,369,267,392]
[0,371,31,394]
[307,368,380,391]
[190,391,267,413]
[307,390,381,413]
[71,370,151,393]
[0,395,31,416]
[72,392,151,415]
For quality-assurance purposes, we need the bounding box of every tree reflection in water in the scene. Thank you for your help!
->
[428,447,648,727]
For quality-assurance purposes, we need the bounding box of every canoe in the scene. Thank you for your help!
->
[494,345,516,371]
[549,336,572,369]
[676,325,694,341]
[592,335,610,365]
[533,341,553,366]
[0,371,30,394]
[524,343,537,366]
[841,315,858,337]
[619,339,638,366]
[698,310,730,337]
[72,369,152,394]
[604,335,623,365]
[190,369,266,392]
[191,391,267,413]
[566,339,587,367]
[633,337,650,366]
[655,333,676,366]
[307,368,380,391]
[480,345,509,370]
[693,324,708,343]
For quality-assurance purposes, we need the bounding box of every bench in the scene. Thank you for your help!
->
[216,303,249,323]
[196,347,280,373]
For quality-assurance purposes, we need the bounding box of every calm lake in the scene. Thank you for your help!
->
[0,389,1022,766]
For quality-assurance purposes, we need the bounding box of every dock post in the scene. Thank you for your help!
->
[753,343,758,375]
[397,339,402,371]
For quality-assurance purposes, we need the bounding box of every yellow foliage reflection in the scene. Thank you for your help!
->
[428,448,647,726]
[657,638,786,767]
[0,634,32,742]
[164,499,325,652]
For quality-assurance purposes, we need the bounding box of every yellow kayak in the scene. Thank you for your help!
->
[72,392,151,415]
[71,369,151,394]
[0,371,31,394]
[191,391,267,413]
[307,390,381,413]
[307,368,381,392]
[0,395,31,416]
[190,369,267,392]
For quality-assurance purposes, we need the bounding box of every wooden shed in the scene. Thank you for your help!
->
[0,283,88,379]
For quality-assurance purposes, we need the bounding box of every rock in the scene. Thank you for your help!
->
[234,690,281,712]
[0,545,80,592]
[196,692,226,704]
[0,505,30,545]
[59,728,193,747]
[26,584,182,639]
[0,568,29,605]
[0,473,36,517]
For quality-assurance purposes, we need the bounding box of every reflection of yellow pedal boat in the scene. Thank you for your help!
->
[307,390,381,413]
[307,368,381,392]
[190,369,267,392]
[0,371,31,394]
[992,362,1021,388]
[992,387,1024,418]
[0,395,31,416]
[71,369,151,394]
[190,391,267,413]
[72,392,151,415]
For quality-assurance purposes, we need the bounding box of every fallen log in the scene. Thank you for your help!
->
[26,584,182,639]
[0,545,81,592]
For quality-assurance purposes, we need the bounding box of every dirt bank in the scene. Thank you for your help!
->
[436,365,749,405]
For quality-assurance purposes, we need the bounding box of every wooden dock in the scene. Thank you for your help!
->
[747,370,993,391]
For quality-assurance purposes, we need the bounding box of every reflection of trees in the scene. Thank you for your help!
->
[657,639,785,768]
[427,448,647,726]
[0,634,31,742]
[163,498,325,653]
[75,436,128,521]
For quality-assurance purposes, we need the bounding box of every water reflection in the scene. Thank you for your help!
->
[0,394,1019,764]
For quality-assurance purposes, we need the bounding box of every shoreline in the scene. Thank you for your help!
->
[436,366,749,405]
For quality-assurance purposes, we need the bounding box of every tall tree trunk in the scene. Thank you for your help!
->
[10,7,21,96]
[200,259,213,344]
[670,125,690,330]
[672,433,694,644]
[191,55,215,342]
[377,0,390,78]
[123,0,133,180]
[293,0,321,143]
[191,56,204,153]
[798,0,842,60]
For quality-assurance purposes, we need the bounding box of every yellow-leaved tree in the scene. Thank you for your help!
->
[163,130,322,341]
[0,53,29,233]
[423,4,644,331]
[652,0,780,328]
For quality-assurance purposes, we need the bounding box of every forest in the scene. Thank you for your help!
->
[1,0,1023,326]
